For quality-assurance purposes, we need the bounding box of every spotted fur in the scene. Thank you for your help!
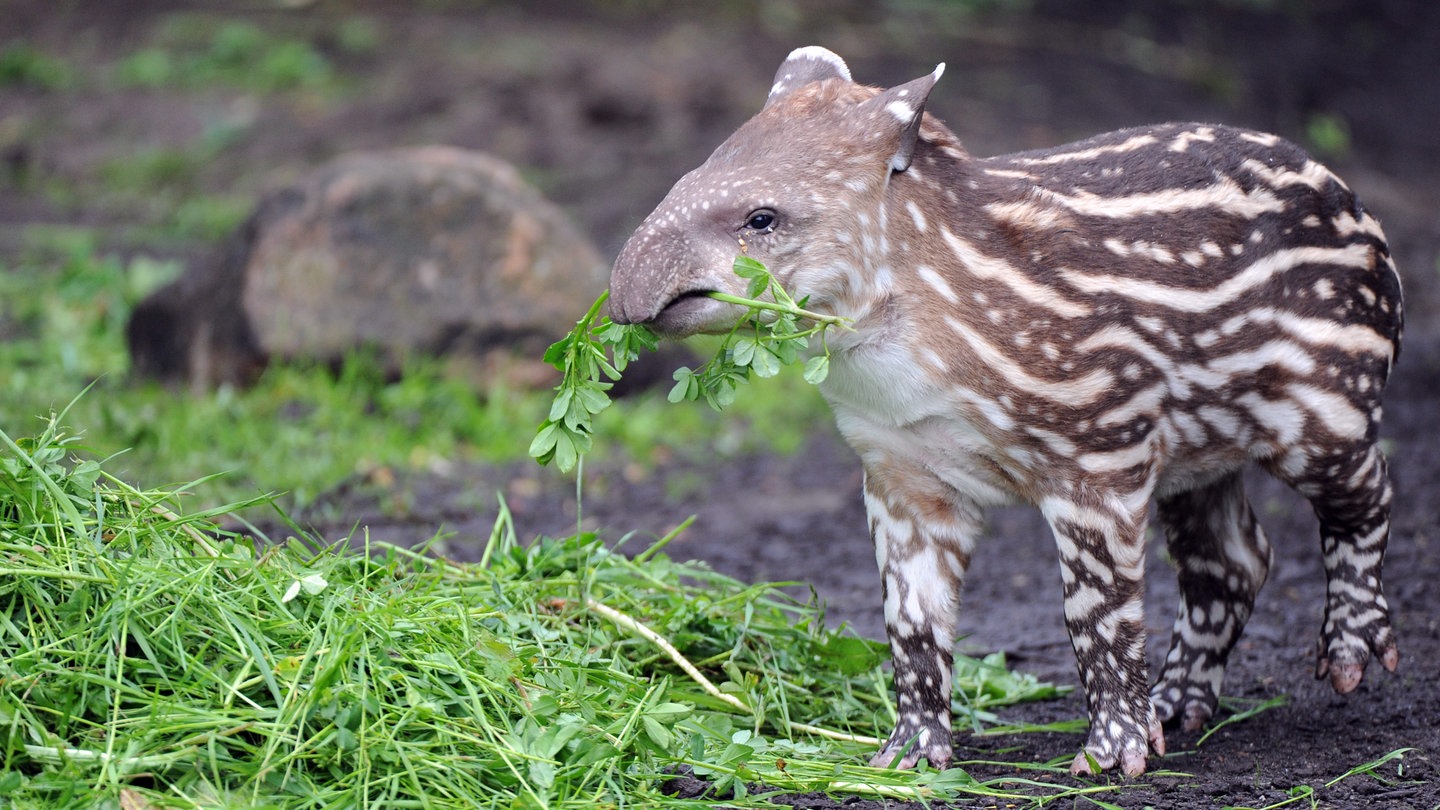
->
[607,47,1403,776]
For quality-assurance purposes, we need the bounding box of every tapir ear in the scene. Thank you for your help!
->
[764,46,853,110]
[866,63,946,172]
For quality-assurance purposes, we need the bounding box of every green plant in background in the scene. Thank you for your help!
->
[0,241,832,514]
[0,234,174,381]
[0,41,73,91]
[532,256,849,473]
[114,19,334,93]
[1305,111,1351,160]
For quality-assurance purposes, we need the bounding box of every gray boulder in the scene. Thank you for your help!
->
[128,146,609,389]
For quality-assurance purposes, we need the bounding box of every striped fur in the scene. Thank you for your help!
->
[607,47,1403,777]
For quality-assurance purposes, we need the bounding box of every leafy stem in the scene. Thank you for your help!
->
[528,289,657,472]
[531,256,850,473]
[704,292,846,328]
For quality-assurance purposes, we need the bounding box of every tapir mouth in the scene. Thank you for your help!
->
[649,289,720,336]
[636,287,757,338]
[658,289,713,316]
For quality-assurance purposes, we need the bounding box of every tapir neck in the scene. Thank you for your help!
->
[820,138,995,357]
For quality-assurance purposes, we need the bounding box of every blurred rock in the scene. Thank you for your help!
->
[127,146,609,390]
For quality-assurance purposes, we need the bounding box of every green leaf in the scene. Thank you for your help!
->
[542,336,571,367]
[771,312,798,337]
[595,320,629,344]
[575,385,611,416]
[771,335,802,365]
[561,396,589,431]
[668,368,697,403]
[597,356,622,381]
[732,255,768,279]
[641,715,674,750]
[548,388,574,423]
[719,739,756,767]
[569,428,594,455]
[731,336,757,367]
[554,430,580,472]
[750,346,781,378]
[529,421,560,460]
[746,276,767,299]
[528,759,557,789]
[812,634,882,675]
[803,355,830,384]
[535,721,585,758]
[0,770,23,795]
[708,377,738,410]
[646,702,692,723]
[68,459,102,492]
[536,261,848,470]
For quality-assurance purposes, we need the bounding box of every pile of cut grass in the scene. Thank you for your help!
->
[0,413,1088,809]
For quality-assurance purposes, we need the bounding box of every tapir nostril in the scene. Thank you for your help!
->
[606,291,630,324]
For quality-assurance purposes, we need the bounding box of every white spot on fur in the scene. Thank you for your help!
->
[1197,405,1241,437]
[906,200,929,233]
[1104,238,1176,263]
[1240,131,1281,147]
[985,199,1070,230]
[886,100,915,122]
[1168,127,1215,152]
[1237,393,1306,445]
[917,264,958,303]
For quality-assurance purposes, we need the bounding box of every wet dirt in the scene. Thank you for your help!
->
[5,1,1439,806]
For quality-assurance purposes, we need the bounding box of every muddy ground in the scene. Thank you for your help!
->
[5,1,1439,806]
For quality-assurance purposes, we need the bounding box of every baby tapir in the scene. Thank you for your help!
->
[607,46,1402,776]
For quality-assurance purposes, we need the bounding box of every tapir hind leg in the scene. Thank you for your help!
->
[1151,470,1272,731]
[1267,441,1399,691]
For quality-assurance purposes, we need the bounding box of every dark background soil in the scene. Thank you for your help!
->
[5,1,1439,806]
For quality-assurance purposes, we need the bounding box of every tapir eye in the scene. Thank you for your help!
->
[743,209,777,233]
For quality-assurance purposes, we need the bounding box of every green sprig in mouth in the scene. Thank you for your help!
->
[531,256,850,472]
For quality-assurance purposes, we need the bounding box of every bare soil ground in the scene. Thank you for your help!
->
[6,1,1439,806]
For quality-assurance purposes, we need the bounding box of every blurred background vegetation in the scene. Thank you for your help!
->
[1,0,1435,515]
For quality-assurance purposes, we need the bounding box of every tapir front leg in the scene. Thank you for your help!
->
[1041,492,1165,777]
[862,459,980,770]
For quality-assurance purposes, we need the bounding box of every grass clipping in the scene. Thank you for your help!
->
[0,415,1074,808]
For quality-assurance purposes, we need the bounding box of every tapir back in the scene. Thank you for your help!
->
[839,121,1404,501]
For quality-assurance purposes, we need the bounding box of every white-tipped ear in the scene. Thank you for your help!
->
[869,63,945,172]
[764,46,853,109]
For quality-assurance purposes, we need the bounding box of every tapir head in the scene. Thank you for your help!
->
[607,46,945,337]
